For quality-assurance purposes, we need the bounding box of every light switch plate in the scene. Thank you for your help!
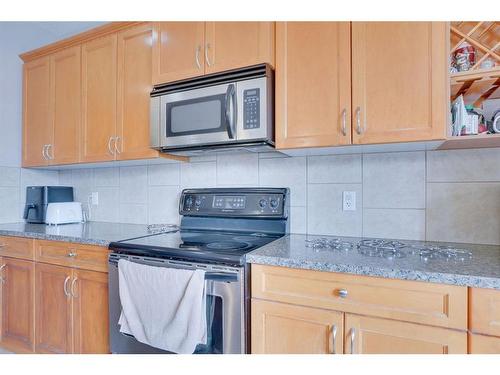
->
[343,191,356,211]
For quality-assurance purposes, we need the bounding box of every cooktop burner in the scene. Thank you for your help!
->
[205,241,251,251]
[305,237,473,262]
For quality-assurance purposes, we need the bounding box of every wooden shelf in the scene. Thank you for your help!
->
[438,133,500,150]
[450,66,500,106]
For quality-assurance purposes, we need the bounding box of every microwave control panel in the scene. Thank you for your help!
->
[243,88,260,130]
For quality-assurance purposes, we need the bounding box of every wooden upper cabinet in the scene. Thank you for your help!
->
[72,269,109,354]
[35,263,73,354]
[351,22,448,144]
[152,22,205,84]
[275,22,351,149]
[252,299,343,354]
[204,22,275,74]
[0,258,35,353]
[50,46,81,165]
[117,23,158,160]
[81,34,117,162]
[345,314,467,354]
[22,57,51,167]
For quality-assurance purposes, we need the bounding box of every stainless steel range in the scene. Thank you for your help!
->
[108,188,289,354]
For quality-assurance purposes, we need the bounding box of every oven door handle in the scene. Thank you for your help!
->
[224,84,237,139]
[205,272,238,282]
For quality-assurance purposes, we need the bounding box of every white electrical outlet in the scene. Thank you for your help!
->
[343,191,356,211]
[91,192,99,206]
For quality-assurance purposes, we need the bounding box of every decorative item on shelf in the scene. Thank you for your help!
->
[480,58,496,70]
[453,42,476,72]
[488,110,500,133]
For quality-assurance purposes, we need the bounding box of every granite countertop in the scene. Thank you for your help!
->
[246,234,500,290]
[0,222,171,247]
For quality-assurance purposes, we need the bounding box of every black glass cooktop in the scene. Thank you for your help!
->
[109,229,282,266]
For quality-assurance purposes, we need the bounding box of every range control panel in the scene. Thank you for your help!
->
[243,88,260,130]
[180,188,288,218]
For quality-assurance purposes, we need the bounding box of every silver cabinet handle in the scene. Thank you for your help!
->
[114,136,121,154]
[205,43,212,67]
[341,108,347,136]
[337,288,348,298]
[350,328,356,354]
[63,276,71,297]
[0,264,6,284]
[47,144,54,160]
[331,324,337,354]
[42,145,48,160]
[355,107,362,134]
[107,137,115,156]
[195,45,201,69]
[70,277,78,298]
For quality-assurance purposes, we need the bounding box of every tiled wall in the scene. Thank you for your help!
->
[0,167,59,223]
[55,147,500,245]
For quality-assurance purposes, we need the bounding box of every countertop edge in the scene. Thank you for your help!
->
[0,229,111,247]
[246,254,500,290]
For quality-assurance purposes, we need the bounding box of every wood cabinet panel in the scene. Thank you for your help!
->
[117,23,158,160]
[72,269,109,353]
[152,22,205,84]
[469,287,500,337]
[252,264,467,330]
[35,263,72,354]
[351,22,448,144]
[81,34,117,162]
[468,333,500,354]
[0,236,35,261]
[49,46,81,165]
[0,258,35,353]
[22,56,51,167]
[252,299,343,354]
[204,22,274,75]
[275,22,351,149]
[345,314,467,354]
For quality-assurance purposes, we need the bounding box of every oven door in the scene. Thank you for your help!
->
[108,254,245,354]
[158,82,238,149]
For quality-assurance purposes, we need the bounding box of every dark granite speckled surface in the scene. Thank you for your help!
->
[246,234,500,290]
[0,222,157,247]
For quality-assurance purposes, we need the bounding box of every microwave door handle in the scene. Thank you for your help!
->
[225,84,236,139]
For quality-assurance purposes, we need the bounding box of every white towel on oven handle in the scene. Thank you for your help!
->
[117,259,207,354]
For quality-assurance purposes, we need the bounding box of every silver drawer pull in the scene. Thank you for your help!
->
[331,324,337,354]
[68,252,77,258]
[0,263,6,283]
[350,328,356,354]
[337,288,348,298]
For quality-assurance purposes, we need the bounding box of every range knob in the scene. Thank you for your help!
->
[185,196,194,207]
[270,198,279,209]
[194,198,202,207]
[258,199,268,209]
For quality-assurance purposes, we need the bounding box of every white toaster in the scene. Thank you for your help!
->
[45,202,84,225]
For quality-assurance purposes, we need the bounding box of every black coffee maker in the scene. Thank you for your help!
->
[23,186,74,224]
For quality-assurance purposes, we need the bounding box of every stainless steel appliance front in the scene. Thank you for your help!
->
[150,64,274,155]
[108,253,245,354]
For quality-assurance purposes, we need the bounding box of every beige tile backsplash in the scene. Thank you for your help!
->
[1,147,499,245]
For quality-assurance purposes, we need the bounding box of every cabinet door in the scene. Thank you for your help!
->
[152,22,205,84]
[468,333,500,354]
[0,258,35,353]
[72,269,109,354]
[35,263,72,354]
[469,287,500,337]
[344,314,466,354]
[22,56,51,167]
[81,34,117,162]
[251,299,343,354]
[205,22,275,75]
[50,46,81,165]
[117,23,158,160]
[275,22,351,149]
[351,22,448,144]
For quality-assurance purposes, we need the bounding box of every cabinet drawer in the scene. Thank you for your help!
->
[252,264,467,330]
[35,240,108,272]
[468,333,500,354]
[469,287,500,337]
[0,236,35,260]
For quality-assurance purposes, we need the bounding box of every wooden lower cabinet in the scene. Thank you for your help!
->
[252,299,343,354]
[468,333,500,354]
[72,269,109,354]
[0,257,35,353]
[344,314,467,354]
[35,263,73,353]
[35,262,109,354]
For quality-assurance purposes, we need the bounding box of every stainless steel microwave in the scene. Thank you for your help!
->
[150,64,274,156]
